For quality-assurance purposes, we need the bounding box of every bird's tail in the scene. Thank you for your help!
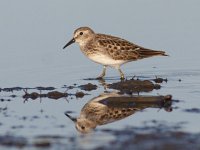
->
[137,49,168,59]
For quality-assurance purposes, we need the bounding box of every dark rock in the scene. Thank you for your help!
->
[23,91,68,100]
[79,83,97,91]
[47,91,68,99]
[75,91,85,98]
[23,92,39,100]
[153,77,168,83]
[108,79,160,94]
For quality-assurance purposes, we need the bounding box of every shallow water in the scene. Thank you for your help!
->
[0,0,200,149]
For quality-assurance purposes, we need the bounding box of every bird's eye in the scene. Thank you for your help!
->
[80,32,83,35]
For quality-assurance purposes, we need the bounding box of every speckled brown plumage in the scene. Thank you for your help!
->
[64,92,170,133]
[81,102,140,125]
[63,26,168,79]
[90,33,167,61]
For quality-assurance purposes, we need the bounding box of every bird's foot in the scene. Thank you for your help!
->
[120,76,125,80]
[96,73,106,80]
[96,76,104,80]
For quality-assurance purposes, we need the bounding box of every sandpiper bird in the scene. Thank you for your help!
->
[63,27,168,79]
[65,92,172,133]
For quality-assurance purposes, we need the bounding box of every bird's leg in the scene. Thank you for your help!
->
[118,68,125,80]
[96,66,107,79]
[98,78,108,90]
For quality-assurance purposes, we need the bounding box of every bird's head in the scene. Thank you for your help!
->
[63,27,95,49]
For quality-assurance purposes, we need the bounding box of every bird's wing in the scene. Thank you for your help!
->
[95,34,141,60]
[95,34,167,60]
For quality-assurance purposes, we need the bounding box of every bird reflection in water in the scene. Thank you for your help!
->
[65,92,172,133]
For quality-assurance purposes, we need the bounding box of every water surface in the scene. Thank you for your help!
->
[0,0,200,149]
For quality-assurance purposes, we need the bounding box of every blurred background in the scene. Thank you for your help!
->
[0,0,199,86]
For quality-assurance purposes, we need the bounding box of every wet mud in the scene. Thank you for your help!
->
[22,90,88,100]
[153,76,168,83]
[0,87,56,92]
[184,108,200,113]
[23,91,69,100]
[0,77,199,150]
[108,79,160,94]
[79,83,98,91]
[98,125,200,150]
[0,123,200,150]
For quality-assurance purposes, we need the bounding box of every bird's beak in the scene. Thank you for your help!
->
[63,38,75,49]
[65,112,77,123]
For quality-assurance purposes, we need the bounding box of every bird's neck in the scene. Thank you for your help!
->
[79,38,93,51]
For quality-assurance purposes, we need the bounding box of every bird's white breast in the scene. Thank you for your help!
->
[88,53,126,68]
